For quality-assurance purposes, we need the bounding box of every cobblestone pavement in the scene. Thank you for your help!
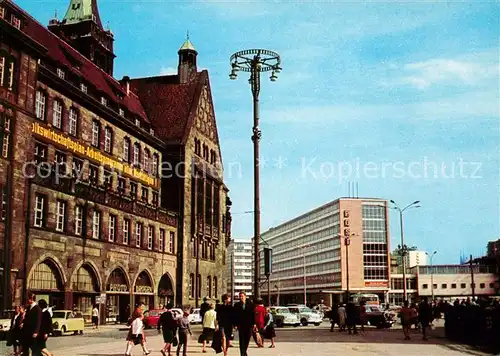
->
[0,322,486,356]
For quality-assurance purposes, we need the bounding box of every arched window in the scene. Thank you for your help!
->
[152,154,159,177]
[213,276,218,300]
[133,143,140,166]
[104,126,113,153]
[207,276,212,298]
[196,274,201,299]
[189,273,194,298]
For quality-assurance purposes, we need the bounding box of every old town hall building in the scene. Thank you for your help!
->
[0,0,232,321]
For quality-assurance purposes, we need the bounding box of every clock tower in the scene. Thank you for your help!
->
[48,0,116,75]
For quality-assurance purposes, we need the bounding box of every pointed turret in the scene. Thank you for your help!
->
[48,0,115,75]
[178,32,198,84]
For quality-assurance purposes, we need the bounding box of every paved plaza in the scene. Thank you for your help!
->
[0,323,487,356]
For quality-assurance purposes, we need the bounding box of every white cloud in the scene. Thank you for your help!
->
[159,66,177,75]
[383,51,498,90]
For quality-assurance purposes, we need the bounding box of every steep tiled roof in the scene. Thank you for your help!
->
[130,72,203,143]
[17,4,148,122]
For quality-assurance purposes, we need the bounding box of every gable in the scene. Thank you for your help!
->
[194,84,220,147]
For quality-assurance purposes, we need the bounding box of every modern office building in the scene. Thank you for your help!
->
[261,198,391,306]
[405,250,428,268]
[227,240,253,300]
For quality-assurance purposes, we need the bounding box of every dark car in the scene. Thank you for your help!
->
[365,305,395,328]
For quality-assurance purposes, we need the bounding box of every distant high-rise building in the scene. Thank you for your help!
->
[227,240,253,299]
[405,251,428,268]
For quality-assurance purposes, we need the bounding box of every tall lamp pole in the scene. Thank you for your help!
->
[230,49,282,299]
[426,250,437,301]
[390,200,421,302]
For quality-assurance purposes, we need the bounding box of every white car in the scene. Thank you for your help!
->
[188,308,202,324]
[51,310,85,336]
[270,307,300,327]
[287,305,323,326]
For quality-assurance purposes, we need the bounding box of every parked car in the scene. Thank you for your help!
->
[365,305,395,328]
[52,310,85,336]
[143,309,164,329]
[270,307,300,327]
[0,310,14,340]
[188,308,202,324]
[287,305,323,326]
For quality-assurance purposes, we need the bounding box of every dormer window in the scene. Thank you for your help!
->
[119,108,124,117]
[11,15,21,30]
[80,83,87,93]
[57,68,65,79]
[135,118,140,127]
[101,97,107,106]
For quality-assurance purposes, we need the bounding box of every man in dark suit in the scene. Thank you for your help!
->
[232,292,256,356]
[22,291,42,356]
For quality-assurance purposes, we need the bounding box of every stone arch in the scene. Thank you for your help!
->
[158,273,175,298]
[71,261,102,293]
[106,266,130,292]
[27,254,67,290]
[131,268,155,292]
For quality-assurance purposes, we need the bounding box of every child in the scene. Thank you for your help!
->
[125,311,151,356]
[177,310,192,356]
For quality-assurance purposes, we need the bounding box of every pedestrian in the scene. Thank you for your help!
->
[346,301,358,335]
[158,304,178,356]
[22,291,42,356]
[176,310,192,356]
[329,304,339,332]
[359,301,368,334]
[10,305,24,356]
[215,294,234,356]
[263,307,276,348]
[400,301,413,340]
[201,303,216,353]
[337,303,347,332]
[418,297,433,341]
[37,299,54,356]
[125,309,151,356]
[253,299,265,347]
[92,304,99,329]
[233,291,256,356]
[200,297,210,322]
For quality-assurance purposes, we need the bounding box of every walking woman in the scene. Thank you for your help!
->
[125,310,151,356]
[337,304,347,332]
[37,299,54,356]
[400,301,413,340]
[176,310,192,356]
[10,305,24,356]
[158,304,178,356]
[201,303,216,353]
[263,307,276,348]
[92,305,99,329]
[215,294,233,356]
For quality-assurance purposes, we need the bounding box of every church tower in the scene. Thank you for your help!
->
[48,0,115,75]
[177,33,198,84]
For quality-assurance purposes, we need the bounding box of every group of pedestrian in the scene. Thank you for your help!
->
[328,301,361,335]
[8,291,54,356]
[400,297,433,340]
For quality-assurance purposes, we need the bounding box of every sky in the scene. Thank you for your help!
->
[19,0,499,264]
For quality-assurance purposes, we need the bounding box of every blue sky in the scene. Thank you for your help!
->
[21,0,499,264]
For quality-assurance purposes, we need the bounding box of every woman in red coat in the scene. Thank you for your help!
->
[253,299,266,347]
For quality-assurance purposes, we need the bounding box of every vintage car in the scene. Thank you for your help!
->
[287,305,323,326]
[144,308,183,329]
[270,307,300,327]
[365,305,395,328]
[188,308,202,324]
[0,310,14,340]
[52,310,85,336]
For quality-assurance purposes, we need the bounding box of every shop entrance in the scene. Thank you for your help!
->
[106,268,130,324]
[72,264,100,323]
[134,271,154,311]
[158,273,174,307]
[28,259,65,309]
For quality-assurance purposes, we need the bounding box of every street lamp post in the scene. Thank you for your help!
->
[229,49,282,299]
[390,200,421,302]
[426,250,437,301]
